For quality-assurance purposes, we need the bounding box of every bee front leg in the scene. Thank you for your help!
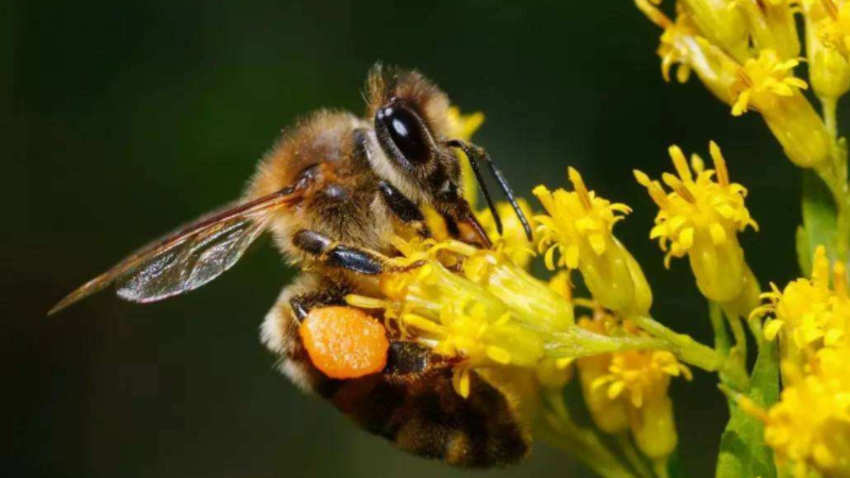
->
[377,181,430,237]
[293,229,422,275]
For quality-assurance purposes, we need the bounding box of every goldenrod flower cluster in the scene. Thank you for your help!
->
[754,349,850,478]
[345,74,850,477]
[635,0,835,167]
[632,3,850,476]
[744,247,850,477]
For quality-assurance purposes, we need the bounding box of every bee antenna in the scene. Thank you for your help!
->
[446,140,533,242]
[447,140,503,236]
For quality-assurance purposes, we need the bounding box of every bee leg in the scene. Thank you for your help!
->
[288,284,350,321]
[293,229,422,275]
[260,273,342,395]
[377,181,430,237]
[384,341,432,376]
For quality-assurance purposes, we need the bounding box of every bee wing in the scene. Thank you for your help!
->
[48,188,302,315]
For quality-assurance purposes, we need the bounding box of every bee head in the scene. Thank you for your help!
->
[366,65,531,246]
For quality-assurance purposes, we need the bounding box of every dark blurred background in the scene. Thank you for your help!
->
[6,1,816,477]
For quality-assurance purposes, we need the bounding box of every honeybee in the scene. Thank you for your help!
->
[50,65,534,467]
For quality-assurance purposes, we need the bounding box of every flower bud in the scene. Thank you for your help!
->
[678,0,750,61]
[805,2,850,100]
[629,394,678,460]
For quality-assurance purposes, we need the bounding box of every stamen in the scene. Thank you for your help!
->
[568,167,593,211]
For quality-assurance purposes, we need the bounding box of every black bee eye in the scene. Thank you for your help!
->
[376,103,430,166]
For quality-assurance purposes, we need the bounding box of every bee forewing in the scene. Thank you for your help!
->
[115,216,267,303]
[48,188,302,315]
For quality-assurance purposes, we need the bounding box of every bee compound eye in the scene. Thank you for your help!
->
[376,103,430,166]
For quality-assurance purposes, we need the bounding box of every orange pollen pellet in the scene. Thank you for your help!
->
[298,306,389,379]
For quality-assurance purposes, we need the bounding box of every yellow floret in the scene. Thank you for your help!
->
[534,168,652,315]
[635,142,758,303]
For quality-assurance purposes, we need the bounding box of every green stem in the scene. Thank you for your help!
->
[747,311,765,348]
[815,158,850,263]
[630,316,720,371]
[817,96,850,262]
[544,327,669,359]
[723,306,747,370]
[708,302,730,355]
[653,459,671,478]
[616,434,655,478]
[823,96,838,139]
[631,315,749,389]
[711,302,752,389]
[538,391,638,478]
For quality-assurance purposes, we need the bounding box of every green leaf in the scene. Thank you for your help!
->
[799,170,837,275]
[715,340,780,478]
[796,226,812,278]
[667,448,685,478]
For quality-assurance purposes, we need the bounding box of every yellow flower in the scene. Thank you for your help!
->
[594,348,691,410]
[601,346,689,461]
[752,246,850,364]
[535,356,574,389]
[534,167,652,315]
[348,237,577,397]
[735,0,801,60]
[577,314,630,434]
[677,0,751,61]
[578,314,691,461]
[635,142,758,303]
[746,347,850,478]
[446,106,484,141]
[635,0,742,103]
[805,0,850,100]
[731,49,831,167]
[731,49,808,116]
[349,236,674,402]
[746,250,850,478]
[446,107,485,208]
[548,269,573,302]
[817,0,850,60]
[476,199,537,269]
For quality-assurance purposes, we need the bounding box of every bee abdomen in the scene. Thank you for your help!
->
[326,367,530,467]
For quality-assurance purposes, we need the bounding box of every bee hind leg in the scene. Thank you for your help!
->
[260,273,338,393]
[289,283,351,321]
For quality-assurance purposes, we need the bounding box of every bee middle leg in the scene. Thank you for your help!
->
[293,229,422,275]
